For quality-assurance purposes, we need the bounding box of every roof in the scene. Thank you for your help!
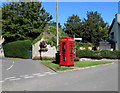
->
[109,13,120,33]
[109,18,115,33]
[99,40,109,43]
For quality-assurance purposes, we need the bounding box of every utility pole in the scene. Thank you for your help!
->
[56,0,59,51]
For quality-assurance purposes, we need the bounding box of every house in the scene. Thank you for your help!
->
[109,13,120,50]
[99,40,111,50]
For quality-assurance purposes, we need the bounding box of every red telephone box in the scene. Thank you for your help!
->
[60,37,74,66]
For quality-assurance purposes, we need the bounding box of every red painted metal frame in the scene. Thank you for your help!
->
[60,37,74,66]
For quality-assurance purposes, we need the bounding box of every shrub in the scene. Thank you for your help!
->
[93,51,103,59]
[3,40,32,59]
[100,50,112,58]
[74,57,80,61]
[76,50,96,58]
[75,42,93,50]
[109,50,120,59]
[39,48,48,52]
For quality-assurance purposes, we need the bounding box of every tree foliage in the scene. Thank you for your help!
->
[64,14,82,37]
[2,2,52,42]
[82,11,109,45]
[64,11,109,46]
[32,25,68,47]
[47,21,62,28]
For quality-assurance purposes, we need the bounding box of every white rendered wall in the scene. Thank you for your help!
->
[32,38,57,58]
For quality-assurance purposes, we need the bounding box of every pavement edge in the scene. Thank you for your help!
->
[40,62,57,72]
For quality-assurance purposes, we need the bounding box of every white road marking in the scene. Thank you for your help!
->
[37,72,57,77]
[0,81,4,83]
[44,72,57,75]
[24,76,34,79]
[20,75,29,77]
[48,72,57,75]
[5,77,16,80]
[3,72,57,82]
[37,74,46,77]
[9,78,21,81]
[44,72,51,74]
[6,61,14,70]
[6,65,13,70]
[33,73,41,76]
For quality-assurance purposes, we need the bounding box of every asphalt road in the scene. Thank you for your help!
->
[1,58,118,91]
[2,58,55,79]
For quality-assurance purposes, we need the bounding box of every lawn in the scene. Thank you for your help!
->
[41,61,73,71]
[41,61,112,71]
[75,61,111,67]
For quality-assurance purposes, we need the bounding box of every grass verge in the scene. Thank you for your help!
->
[74,61,112,67]
[41,61,73,71]
[41,61,112,71]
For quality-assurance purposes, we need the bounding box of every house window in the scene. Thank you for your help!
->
[111,32,114,39]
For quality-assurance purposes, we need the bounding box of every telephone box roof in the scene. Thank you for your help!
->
[60,37,74,40]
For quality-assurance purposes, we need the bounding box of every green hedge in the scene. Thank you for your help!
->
[76,50,95,58]
[3,40,32,59]
[75,42,93,50]
[76,50,120,59]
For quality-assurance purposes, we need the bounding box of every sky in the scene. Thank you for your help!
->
[42,2,118,27]
[0,1,119,27]
[0,0,120,2]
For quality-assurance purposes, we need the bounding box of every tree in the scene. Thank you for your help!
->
[64,14,82,37]
[2,2,52,42]
[47,21,62,28]
[82,11,109,46]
